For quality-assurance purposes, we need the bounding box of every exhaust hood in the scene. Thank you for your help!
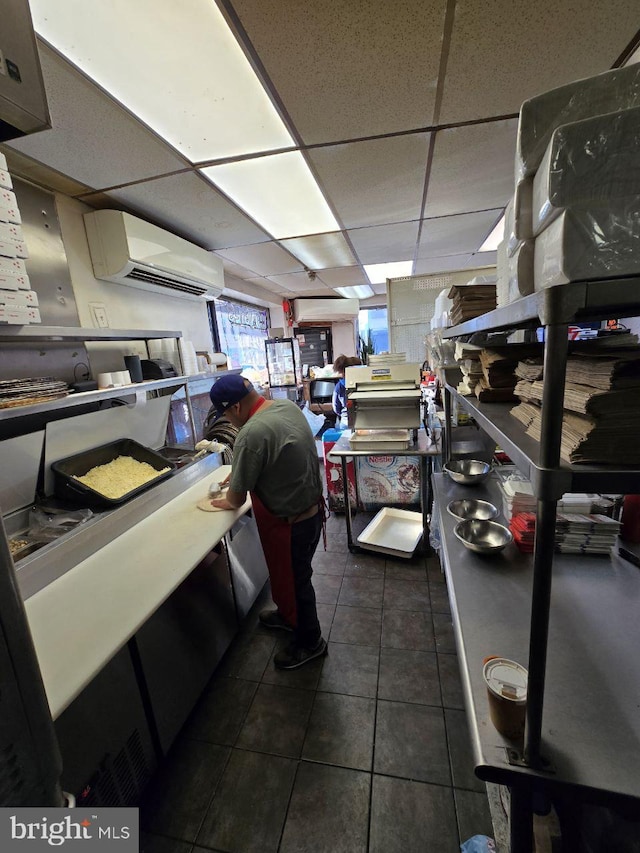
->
[0,0,50,141]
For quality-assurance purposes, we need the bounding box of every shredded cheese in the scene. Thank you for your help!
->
[73,455,170,499]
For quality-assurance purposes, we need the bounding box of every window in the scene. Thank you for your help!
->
[358,307,389,354]
[212,298,271,385]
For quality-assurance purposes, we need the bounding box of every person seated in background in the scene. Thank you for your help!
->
[332,354,362,429]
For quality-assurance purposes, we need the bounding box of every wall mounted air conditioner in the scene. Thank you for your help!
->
[294,298,359,322]
[83,210,224,301]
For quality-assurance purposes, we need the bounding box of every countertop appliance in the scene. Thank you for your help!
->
[344,363,422,436]
[141,358,178,379]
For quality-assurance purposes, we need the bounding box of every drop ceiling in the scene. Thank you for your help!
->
[2,0,639,306]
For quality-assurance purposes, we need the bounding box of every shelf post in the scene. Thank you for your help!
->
[525,322,568,767]
[443,386,453,463]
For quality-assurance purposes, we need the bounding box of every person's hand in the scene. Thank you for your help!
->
[210,496,235,510]
[217,472,231,487]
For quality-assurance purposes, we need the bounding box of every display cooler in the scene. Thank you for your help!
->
[265,337,303,401]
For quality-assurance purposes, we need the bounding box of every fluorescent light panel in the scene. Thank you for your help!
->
[478,215,505,252]
[335,285,374,299]
[364,261,413,284]
[201,152,340,239]
[30,0,294,162]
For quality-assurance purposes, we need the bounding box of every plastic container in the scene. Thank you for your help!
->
[482,657,528,740]
[51,438,176,508]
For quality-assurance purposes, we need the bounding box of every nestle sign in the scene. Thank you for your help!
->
[0,808,138,851]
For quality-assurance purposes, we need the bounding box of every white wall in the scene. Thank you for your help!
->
[55,194,215,374]
[55,194,281,375]
[332,320,358,360]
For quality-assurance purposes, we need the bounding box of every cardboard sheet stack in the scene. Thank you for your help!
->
[511,348,640,463]
[475,344,542,403]
[497,63,640,303]
[510,511,620,555]
[0,151,41,324]
[555,514,621,555]
[448,282,496,325]
[454,341,483,395]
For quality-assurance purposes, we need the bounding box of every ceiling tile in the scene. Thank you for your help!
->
[267,272,333,294]
[7,44,185,189]
[82,172,269,250]
[279,232,356,269]
[246,276,288,295]
[418,210,503,258]
[439,0,640,123]
[230,0,447,143]
[308,134,430,229]
[347,221,419,265]
[317,266,369,288]
[467,251,498,268]
[414,254,473,275]
[0,146,91,196]
[217,258,263,280]
[424,121,517,218]
[216,242,303,277]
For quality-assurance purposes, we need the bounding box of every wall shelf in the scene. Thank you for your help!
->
[0,326,183,342]
[441,277,640,337]
[445,391,640,497]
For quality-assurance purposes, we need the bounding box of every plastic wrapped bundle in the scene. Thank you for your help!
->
[516,64,640,182]
[506,240,534,302]
[504,181,534,257]
[533,203,640,290]
[496,240,509,307]
[533,107,640,234]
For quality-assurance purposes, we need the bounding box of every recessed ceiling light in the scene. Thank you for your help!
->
[334,285,374,299]
[30,0,294,162]
[478,215,505,252]
[201,151,340,239]
[364,261,413,285]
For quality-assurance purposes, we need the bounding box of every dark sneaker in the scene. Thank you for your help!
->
[274,638,328,670]
[259,609,293,632]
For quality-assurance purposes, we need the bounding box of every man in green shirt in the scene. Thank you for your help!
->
[209,375,327,670]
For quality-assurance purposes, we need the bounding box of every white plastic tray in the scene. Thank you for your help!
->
[357,507,423,558]
[349,429,410,450]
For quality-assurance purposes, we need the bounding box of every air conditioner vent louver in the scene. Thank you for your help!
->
[125,268,208,296]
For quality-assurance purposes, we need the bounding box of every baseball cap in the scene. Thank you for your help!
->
[209,374,253,418]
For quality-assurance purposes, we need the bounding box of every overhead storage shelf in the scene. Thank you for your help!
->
[0,327,182,342]
[441,277,640,337]
[445,390,640,497]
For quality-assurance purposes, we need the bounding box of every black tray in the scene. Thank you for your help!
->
[51,438,176,508]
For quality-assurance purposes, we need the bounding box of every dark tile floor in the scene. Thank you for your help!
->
[140,510,493,853]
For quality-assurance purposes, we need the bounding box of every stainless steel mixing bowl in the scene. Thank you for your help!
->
[447,499,499,521]
[443,459,492,485]
[454,519,513,554]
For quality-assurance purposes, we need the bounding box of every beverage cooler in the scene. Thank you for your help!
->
[265,337,303,401]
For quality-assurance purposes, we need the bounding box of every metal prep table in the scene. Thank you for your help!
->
[327,428,440,553]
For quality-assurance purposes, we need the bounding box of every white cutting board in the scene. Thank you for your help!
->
[44,396,171,497]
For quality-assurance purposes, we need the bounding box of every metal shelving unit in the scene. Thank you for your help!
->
[439,278,640,852]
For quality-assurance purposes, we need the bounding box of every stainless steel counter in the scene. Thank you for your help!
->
[433,471,640,808]
[17,452,225,600]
